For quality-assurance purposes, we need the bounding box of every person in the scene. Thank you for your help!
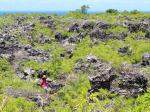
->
[40,75,48,93]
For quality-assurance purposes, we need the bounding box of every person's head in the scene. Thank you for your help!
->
[42,75,46,79]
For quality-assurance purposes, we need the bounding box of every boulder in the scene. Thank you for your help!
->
[0,38,22,61]
[60,48,73,59]
[141,53,150,66]
[95,21,111,29]
[55,32,68,43]
[24,44,32,51]
[124,20,150,33]
[90,29,105,41]
[39,16,55,30]
[118,46,132,55]
[24,47,50,62]
[75,55,117,93]
[68,23,80,32]
[48,81,64,94]
[74,55,116,93]
[128,22,141,33]
[68,32,86,43]
[15,16,27,25]
[38,34,51,44]
[0,41,5,49]
[90,29,114,41]
[140,19,150,32]
[22,23,35,32]
[116,32,128,40]
[34,94,44,107]
[39,16,47,21]
[81,21,95,30]
[43,20,55,29]
[23,68,35,76]
[22,68,35,79]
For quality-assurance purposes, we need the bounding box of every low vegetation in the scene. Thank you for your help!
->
[0,10,150,112]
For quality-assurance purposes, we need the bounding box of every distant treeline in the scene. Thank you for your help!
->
[73,5,144,14]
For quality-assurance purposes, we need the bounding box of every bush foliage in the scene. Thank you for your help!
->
[0,12,150,112]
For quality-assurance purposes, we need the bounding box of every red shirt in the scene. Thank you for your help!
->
[40,78,48,88]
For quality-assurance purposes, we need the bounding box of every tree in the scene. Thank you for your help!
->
[106,9,119,14]
[80,5,90,14]
[130,10,140,14]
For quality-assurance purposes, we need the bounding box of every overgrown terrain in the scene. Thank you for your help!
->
[0,11,150,112]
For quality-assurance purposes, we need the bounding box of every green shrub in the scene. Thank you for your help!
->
[2,96,38,112]
[130,10,141,14]
[106,9,119,14]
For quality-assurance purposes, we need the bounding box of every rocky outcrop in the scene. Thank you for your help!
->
[118,46,132,55]
[74,55,148,97]
[141,53,150,66]
[95,21,111,29]
[74,55,117,93]
[68,32,86,43]
[81,21,95,30]
[69,23,80,32]
[128,22,141,33]
[6,87,51,107]
[60,48,74,59]
[0,31,50,79]
[39,16,56,30]
[55,32,68,43]
[24,47,50,63]
[38,34,51,44]
[23,68,35,79]
[90,29,114,41]
[15,16,28,25]
[124,19,150,33]
[140,19,150,32]
[115,32,128,40]
[112,70,147,97]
